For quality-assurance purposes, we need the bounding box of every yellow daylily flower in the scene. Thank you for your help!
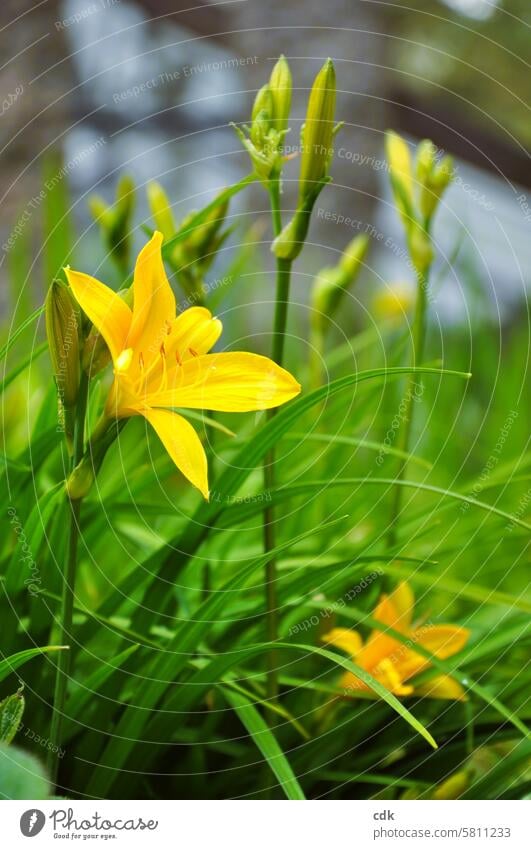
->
[65,231,301,500]
[322,581,469,701]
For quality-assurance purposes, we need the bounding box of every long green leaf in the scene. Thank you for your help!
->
[382,562,531,614]
[221,686,306,800]
[284,432,432,469]
[0,306,44,363]
[86,516,346,797]
[0,341,48,394]
[0,646,68,684]
[62,645,140,743]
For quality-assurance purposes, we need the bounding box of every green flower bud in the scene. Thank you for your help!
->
[311,234,369,327]
[232,121,275,183]
[299,59,336,201]
[272,179,327,261]
[147,181,176,240]
[385,130,415,228]
[434,155,454,193]
[416,139,437,188]
[233,57,294,185]
[269,55,292,133]
[66,455,95,501]
[87,196,112,227]
[251,83,273,125]
[89,175,136,272]
[173,197,230,266]
[45,280,81,410]
[416,140,453,224]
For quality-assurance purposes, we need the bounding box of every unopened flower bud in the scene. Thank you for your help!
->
[45,280,81,410]
[147,181,176,240]
[251,83,273,125]
[416,139,437,188]
[89,175,136,272]
[311,234,369,328]
[299,59,337,200]
[385,130,414,228]
[66,455,95,501]
[272,182,326,261]
[416,140,454,223]
[269,55,291,133]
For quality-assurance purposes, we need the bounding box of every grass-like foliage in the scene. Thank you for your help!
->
[0,57,529,801]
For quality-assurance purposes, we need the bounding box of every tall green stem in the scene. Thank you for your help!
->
[48,371,89,786]
[263,175,292,699]
[387,267,429,548]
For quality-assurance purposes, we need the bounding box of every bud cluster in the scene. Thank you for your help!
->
[385,131,453,275]
[88,175,136,274]
[311,234,369,333]
[273,59,340,261]
[146,181,231,302]
[232,55,292,185]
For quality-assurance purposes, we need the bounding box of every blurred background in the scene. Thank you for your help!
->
[0,0,529,332]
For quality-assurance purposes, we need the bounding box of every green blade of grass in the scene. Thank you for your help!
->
[0,306,44,363]
[0,646,68,683]
[221,685,306,800]
[215,473,529,532]
[461,738,531,799]
[0,341,48,395]
[381,562,531,614]
[284,432,433,469]
[62,645,140,743]
[85,516,346,797]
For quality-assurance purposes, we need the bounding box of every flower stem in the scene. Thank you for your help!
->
[48,370,89,787]
[387,267,429,548]
[263,174,292,699]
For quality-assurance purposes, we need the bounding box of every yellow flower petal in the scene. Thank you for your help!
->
[387,581,415,631]
[148,352,301,412]
[322,627,363,657]
[65,268,132,362]
[357,595,402,671]
[415,674,466,701]
[140,407,209,499]
[396,625,470,682]
[128,231,176,366]
[374,657,414,697]
[419,625,470,659]
[170,306,222,361]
